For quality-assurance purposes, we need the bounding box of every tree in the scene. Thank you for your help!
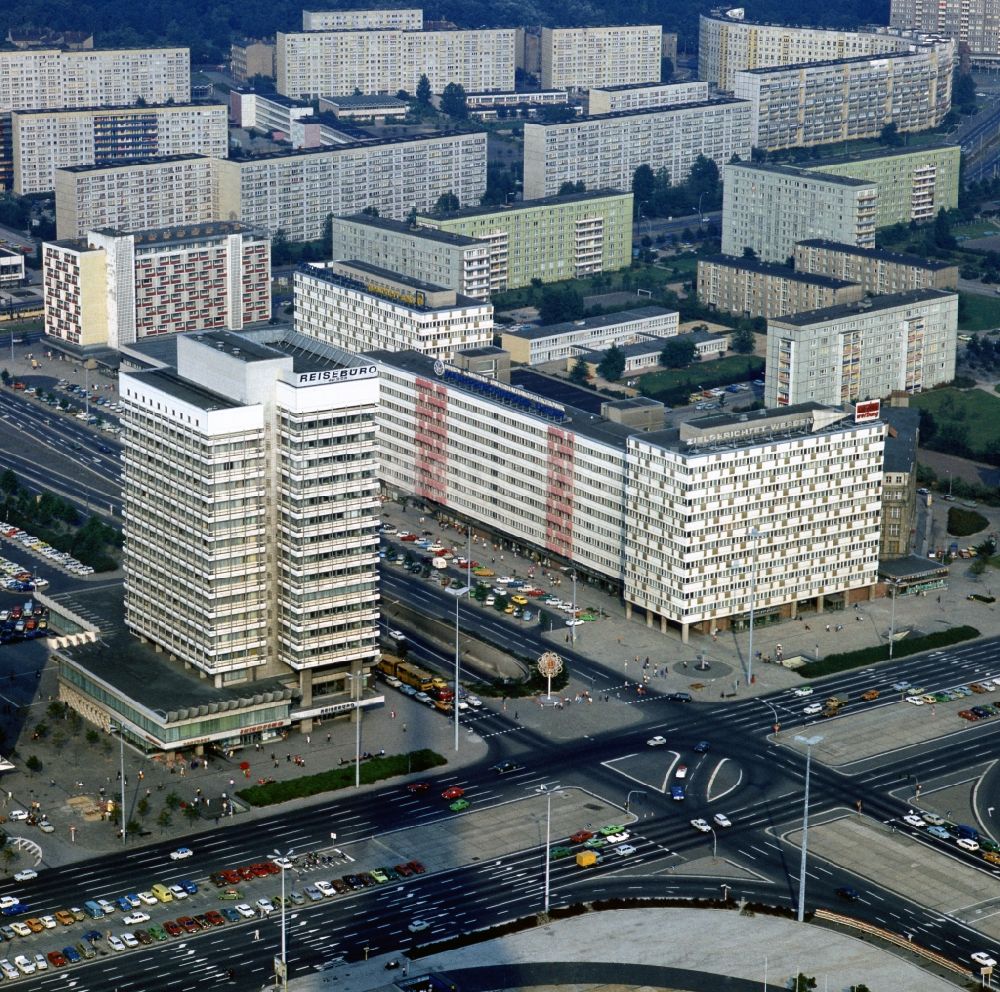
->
[660,336,697,368]
[953,67,977,111]
[0,370,9,387]
[661,57,674,82]
[157,809,173,832]
[557,180,586,196]
[137,797,150,819]
[85,728,99,746]
[0,469,16,494]
[597,345,627,382]
[791,976,817,992]
[730,324,755,354]
[25,755,41,774]
[850,985,873,992]
[433,191,460,215]
[538,285,584,324]
[183,804,200,823]
[360,205,379,218]
[742,246,758,260]
[415,74,432,107]
[632,164,656,216]
[569,358,591,385]
[126,818,142,838]
[440,82,468,119]
[934,208,957,250]
[686,155,721,210]
[879,122,903,146]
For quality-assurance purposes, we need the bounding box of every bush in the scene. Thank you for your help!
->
[947,507,989,537]
[237,749,446,807]
[796,625,980,678]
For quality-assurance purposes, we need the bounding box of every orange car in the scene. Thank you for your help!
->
[860,689,880,701]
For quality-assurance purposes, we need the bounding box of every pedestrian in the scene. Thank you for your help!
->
[402,723,407,733]
[286,754,291,762]
[326,733,332,743]
[390,710,396,720]
[306,734,311,745]
[514,710,518,719]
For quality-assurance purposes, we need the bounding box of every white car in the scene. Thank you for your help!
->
[97,899,116,914]
[9,923,30,938]
[690,818,711,833]
[613,844,636,857]
[465,695,483,708]
[169,847,193,861]
[565,618,584,627]
[256,897,275,915]
[792,687,814,697]
[972,952,997,968]
[12,869,37,882]
[38,915,56,929]
[647,736,667,747]
[408,919,430,933]
[272,857,293,870]
[12,954,35,975]
[7,810,28,822]
[803,703,823,716]
[892,681,912,691]
[713,813,732,828]
[122,911,149,925]
[0,959,18,980]
[32,953,47,971]
[168,885,188,900]
[235,904,255,919]
[314,881,334,897]
[605,831,630,844]
[957,838,980,852]
[137,891,159,906]
[0,897,18,911]
[906,696,925,705]
[107,935,125,952]
[922,813,945,827]
[675,765,688,779]
[120,932,139,948]
[902,813,926,829]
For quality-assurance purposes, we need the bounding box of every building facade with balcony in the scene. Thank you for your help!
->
[43,222,271,353]
[890,0,1000,58]
[11,103,228,194]
[764,290,958,408]
[522,99,752,200]
[294,260,493,359]
[734,43,953,152]
[120,329,381,713]
[585,80,709,115]
[793,240,959,295]
[329,214,492,300]
[302,7,423,30]
[416,189,633,291]
[539,25,663,90]
[697,255,864,319]
[721,163,879,263]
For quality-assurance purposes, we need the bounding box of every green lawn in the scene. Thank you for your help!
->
[953,220,1000,238]
[959,292,1000,331]
[639,354,763,403]
[910,387,1000,458]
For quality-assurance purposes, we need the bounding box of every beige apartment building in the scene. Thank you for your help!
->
[0,47,190,113]
[794,240,959,296]
[734,43,953,152]
[415,189,633,291]
[11,103,228,195]
[230,39,275,82]
[302,7,423,30]
[721,163,878,263]
[540,25,662,90]
[55,155,218,240]
[765,290,958,408]
[585,81,709,116]
[698,9,919,92]
[276,28,515,98]
[522,99,751,200]
[697,255,863,319]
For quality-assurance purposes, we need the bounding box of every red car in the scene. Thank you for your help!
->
[204,910,226,927]
[177,916,201,934]
[251,863,274,878]
[394,863,413,877]
[400,533,418,542]
[569,830,594,844]
[441,786,464,800]
[163,920,183,938]
[47,951,68,967]
[237,866,256,881]
[406,782,430,794]
[406,860,425,874]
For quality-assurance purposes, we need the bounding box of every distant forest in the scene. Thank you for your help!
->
[1,0,890,63]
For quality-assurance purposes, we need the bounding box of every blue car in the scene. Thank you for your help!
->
[671,785,685,801]
[927,825,951,840]
[693,741,711,753]
[178,879,198,895]
[63,945,82,963]
[115,896,132,912]
[1,903,26,916]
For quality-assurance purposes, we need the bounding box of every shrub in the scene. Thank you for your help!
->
[796,625,979,678]
[947,507,989,537]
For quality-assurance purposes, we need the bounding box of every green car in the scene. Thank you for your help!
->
[450,799,470,811]
[981,838,1000,853]
[147,925,168,942]
[219,888,241,901]
[599,824,625,836]
[379,866,400,881]
[549,846,573,860]
[933,692,951,703]
[369,869,389,884]
[76,941,96,960]
[583,836,607,849]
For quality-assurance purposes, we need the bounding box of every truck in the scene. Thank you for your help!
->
[575,850,599,868]
[377,657,444,693]
[822,693,849,717]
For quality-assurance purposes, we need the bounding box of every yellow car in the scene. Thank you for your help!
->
[473,567,495,578]
[511,594,528,606]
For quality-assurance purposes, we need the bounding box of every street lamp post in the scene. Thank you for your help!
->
[346,673,362,788]
[268,848,294,992]
[698,192,705,222]
[570,572,577,644]
[624,789,646,812]
[110,720,127,845]
[710,826,717,861]
[453,524,473,752]
[888,579,899,659]
[533,783,562,914]
[794,734,823,922]
[747,527,761,686]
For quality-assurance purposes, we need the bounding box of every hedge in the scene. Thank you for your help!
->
[947,507,989,537]
[796,625,980,679]
[236,748,446,806]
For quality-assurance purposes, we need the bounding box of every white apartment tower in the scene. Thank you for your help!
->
[540,25,663,90]
[121,330,381,708]
[295,260,493,358]
[765,290,959,408]
[302,8,423,30]
[890,0,1000,56]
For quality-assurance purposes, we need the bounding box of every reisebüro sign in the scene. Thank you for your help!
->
[294,366,377,386]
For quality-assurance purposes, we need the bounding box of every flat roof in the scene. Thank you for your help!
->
[59,153,210,174]
[223,128,484,162]
[741,49,930,74]
[419,187,630,221]
[526,97,747,126]
[882,406,919,474]
[125,367,244,412]
[772,288,956,327]
[321,94,408,108]
[245,91,311,109]
[795,239,956,271]
[505,307,673,341]
[878,554,949,580]
[337,213,481,247]
[727,162,876,188]
[13,101,223,117]
[804,144,960,168]
[701,253,858,288]
[324,259,450,294]
[590,81,704,93]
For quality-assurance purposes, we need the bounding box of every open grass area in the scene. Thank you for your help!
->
[639,354,763,404]
[959,292,1000,331]
[910,387,1000,458]
[953,220,1000,239]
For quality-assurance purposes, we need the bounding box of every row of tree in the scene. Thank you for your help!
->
[631,155,723,220]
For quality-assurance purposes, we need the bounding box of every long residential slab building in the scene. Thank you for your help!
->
[276,28,516,98]
[11,103,228,195]
[56,131,487,241]
[522,99,752,200]
[539,25,663,90]
[372,350,885,641]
